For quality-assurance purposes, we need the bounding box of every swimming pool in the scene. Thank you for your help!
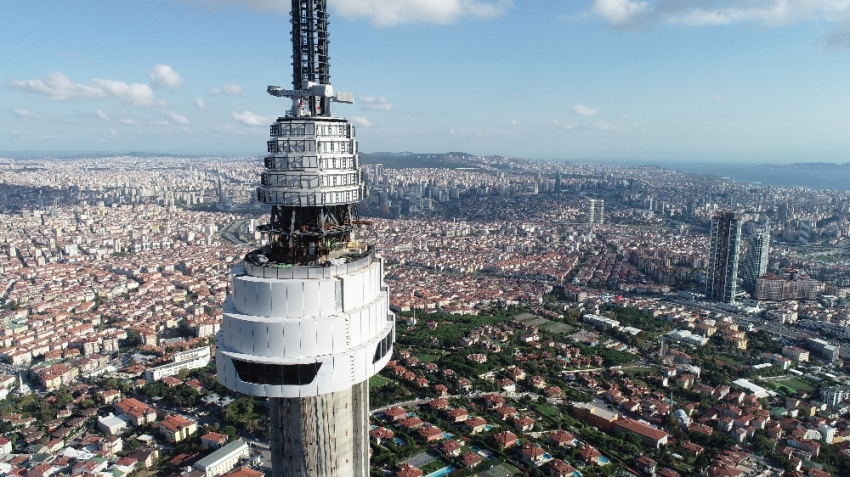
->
[425,465,456,477]
[441,432,453,439]
[392,437,405,446]
[573,471,582,477]
[483,424,493,431]
[598,456,610,465]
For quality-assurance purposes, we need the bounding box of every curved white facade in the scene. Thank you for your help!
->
[216,253,394,398]
[257,119,364,207]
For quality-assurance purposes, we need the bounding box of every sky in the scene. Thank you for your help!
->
[3,0,850,162]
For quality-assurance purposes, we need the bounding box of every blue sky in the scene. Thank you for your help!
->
[3,0,850,162]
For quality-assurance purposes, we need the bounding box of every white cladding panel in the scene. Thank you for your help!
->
[316,359,335,395]
[270,281,288,317]
[287,282,304,318]
[320,280,337,316]
[359,310,369,348]
[283,321,300,358]
[333,355,352,390]
[352,347,367,384]
[232,276,247,312]
[254,279,273,317]
[303,280,321,317]
[348,309,361,348]
[316,317,334,355]
[268,322,285,356]
[301,318,318,356]
[332,317,348,354]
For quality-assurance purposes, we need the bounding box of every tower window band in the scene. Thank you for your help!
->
[232,359,322,386]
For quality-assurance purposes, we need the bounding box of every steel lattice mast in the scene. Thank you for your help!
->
[216,1,394,476]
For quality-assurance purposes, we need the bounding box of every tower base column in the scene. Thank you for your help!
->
[269,384,369,477]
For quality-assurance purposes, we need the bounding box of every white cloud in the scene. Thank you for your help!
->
[573,105,599,116]
[507,119,521,127]
[118,118,137,125]
[91,79,154,106]
[349,116,375,127]
[194,98,206,109]
[149,64,184,88]
[592,0,650,28]
[10,72,106,101]
[330,0,511,26]
[164,111,190,125]
[591,0,850,34]
[360,96,393,111]
[10,73,155,106]
[550,120,578,130]
[210,83,243,95]
[231,110,269,126]
[184,0,510,26]
[95,110,111,121]
[151,120,171,125]
[12,108,40,120]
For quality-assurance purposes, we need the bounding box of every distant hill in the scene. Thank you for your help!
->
[761,162,850,170]
[359,152,476,169]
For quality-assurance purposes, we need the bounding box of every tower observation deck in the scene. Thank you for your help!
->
[215,2,394,476]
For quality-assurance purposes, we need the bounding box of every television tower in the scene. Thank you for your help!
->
[215,1,395,476]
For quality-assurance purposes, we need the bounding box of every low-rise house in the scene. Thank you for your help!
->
[546,459,575,477]
[635,455,657,475]
[395,463,422,477]
[193,440,249,477]
[369,427,394,446]
[417,426,444,442]
[201,432,229,449]
[548,430,576,448]
[513,416,535,432]
[97,414,128,435]
[459,451,483,468]
[444,408,469,423]
[493,430,518,449]
[463,417,488,434]
[100,436,123,455]
[438,440,463,457]
[114,398,157,426]
[160,415,197,443]
[518,443,547,467]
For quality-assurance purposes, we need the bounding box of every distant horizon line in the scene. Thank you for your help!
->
[0,149,846,166]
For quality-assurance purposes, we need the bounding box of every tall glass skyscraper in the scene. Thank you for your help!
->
[741,223,770,294]
[706,211,742,303]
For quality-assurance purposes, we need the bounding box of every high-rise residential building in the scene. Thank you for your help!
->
[587,198,604,225]
[778,203,789,220]
[799,220,812,245]
[706,211,742,303]
[685,200,694,218]
[740,224,770,293]
[215,2,394,476]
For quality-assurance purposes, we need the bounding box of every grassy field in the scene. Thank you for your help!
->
[370,375,392,389]
[417,354,442,363]
[764,377,817,394]
[783,377,817,393]
[533,403,561,418]
[542,322,572,334]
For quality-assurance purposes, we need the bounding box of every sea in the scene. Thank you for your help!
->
[635,162,850,192]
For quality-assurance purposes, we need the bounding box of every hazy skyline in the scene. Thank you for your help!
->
[4,0,850,162]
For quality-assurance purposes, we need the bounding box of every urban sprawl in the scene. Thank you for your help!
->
[2,153,850,477]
